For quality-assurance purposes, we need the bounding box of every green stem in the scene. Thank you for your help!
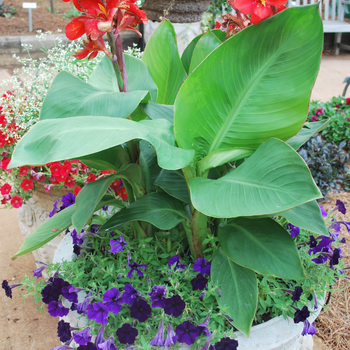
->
[191,209,208,259]
[182,219,195,258]
[167,238,172,253]
[107,32,124,92]
[132,221,147,239]
[127,140,139,163]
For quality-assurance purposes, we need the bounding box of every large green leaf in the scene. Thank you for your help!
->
[40,72,148,120]
[212,248,258,336]
[189,138,322,218]
[280,200,328,235]
[13,204,76,257]
[174,5,323,159]
[9,117,195,171]
[72,175,119,234]
[98,192,188,232]
[140,103,174,123]
[142,20,187,105]
[88,54,158,102]
[219,218,305,279]
[181,33,204,74]
[79,145,130,171]
[155,169,190,203]
[189,30,222,74]
[287,119,331,150]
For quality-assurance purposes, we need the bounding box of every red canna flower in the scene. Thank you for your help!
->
[229,0,286,24]
[20,178,34,191]
[18,166,29,176]
[73,37,109,60]
[0,183,11,195]
[11,195,23,208]
[86,173,97,182]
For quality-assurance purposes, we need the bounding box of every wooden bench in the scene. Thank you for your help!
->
[287,0,350,54]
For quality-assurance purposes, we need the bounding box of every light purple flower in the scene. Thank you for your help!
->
[200,333,213,350]
[62,285,78,303]
[33,265,46,278]
[193,258,211,276]
[109,235,128,254]
[164,321,177,347]
[148,285,166,308]
[302,320,316,336]
[286,223,300,238]
[47,300,69,317]
[102,288,124,314]
[98,336,118,350]
[123,284,140,304]
[73,327,92,346]
[168,256,186,271]
[334,199,346,215]
[127,260,147,278]
[87,302,109,324]
[319,205,327,218]
[198,314,211,336]
[49,200,60,218]
[149,318,165,346]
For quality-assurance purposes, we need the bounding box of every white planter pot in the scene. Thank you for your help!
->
[54,234,324,350]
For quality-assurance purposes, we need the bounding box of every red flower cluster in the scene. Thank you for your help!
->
[65,0,147,60]
[229,0,286,25]
[110,179,128,199]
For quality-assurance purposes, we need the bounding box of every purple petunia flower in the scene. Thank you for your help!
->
[168,256,186,271]
[149,318,165,346]
[164,294,186,318]
[191,274,208,291]
[286,223,300,238]
[340,237,346,243]
[109,235,128,254]
[319,204,327,217]
[211,337,239,350]
[41,283,61,304]
[308,236,333,264]
[2,280,21,299]
[148,285,166,308]
[48,300,70,317]
[95,324,105,348]
[97,336,118,350]
[164,321,177,347]
[75,294,93,315]
[130,298,152,322]
[193,257,211,276]
[176,321,200,345]
[116,323,138,345]
[49,200,60,218]
[90,224,101,234]
[74,244,82,256]
[309,235,318,248]
[74,327,92,346]
[292,286,303,303]
[102,206,108,211]
[87,302,109,324]
[102,288,124,315]
[198,314,211,336]
[294,306,310,323]
[77,342,97,350]
[57,320,72,343]
[62,285,79,303]
[51,346,74,350]
[301,320,317,336]
[33,263,47,278]
[330,247,342,267]
[71,229,84,245]
[313,291,318,310]
[200,333,213,350]
[62,193,76,207]
[127,261,147,278]
[334,199,346,214]
[123,284,140,305]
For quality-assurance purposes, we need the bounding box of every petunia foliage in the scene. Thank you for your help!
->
[10,3,327,338]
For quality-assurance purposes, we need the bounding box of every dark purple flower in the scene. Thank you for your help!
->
[148,285,166,308]
[62,192,76,207]
[49,200,60,218]
[309,235,318,248]
[41,283,61,304]
[52,277,70,291]
[340,237,346,243]
[74,244,82,256]
[33,265,46,278]
[74,327,92,346]
[71,229,84,245]
[87,302,109,324]
[334,199,346,214]
[127,260,147,278]
[191,274,208,291]
[168,256,186,271]
[309,236,333,264]
[48,300,70,317]
[116,323,138,345]
[109,235,128,254]
[130,298,152,322]
[302,320,316,336]
[2,280,20,299]
[313,291,318,310]
[176,321,199,345]
[62,285,79,303]
[212,337,239,350]
[51,346,74,350]
[198,314,211,336]
[193,257,211,276]
[102,206,108,211]
[199,291,206,301]
[102,288,124,314]
[123,284,140,305]
[90,224,101,234]
[57,320,72,342]
[164,321,177,347]
[294,306,310,323]
[286,223,300,238]
[149,318,165,346]
[97,337,117,350]
[77,343,97,350]
[330,247,342,267]
[292,286,303,302]
[164,294,186,318]
[319,204,327,217]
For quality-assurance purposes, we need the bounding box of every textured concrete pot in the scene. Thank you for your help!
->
[54,234,323,350]
[17,183,71,266]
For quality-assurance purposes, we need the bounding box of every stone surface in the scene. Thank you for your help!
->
[142,0,211,22]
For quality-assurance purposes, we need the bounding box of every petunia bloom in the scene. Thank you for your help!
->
[334,199,346,214]
[87,302,109,324]
[116,323,138,345]
[198,314,211,336]
[293,306,310,323]
[57,320,72,343]
[102,288,124,314]
[164,321,177,347]
[175,321,199,345]
[109,235,128,254]
[301,320,317,336]
[319,205,328,217]
[127,260,147,278]
[286,223,300,238]
[122,284,140,304]
[73,327,92,346]
[168,256,186,271]
[164,294,186,318]
[2,280,21,299]
[48,300,70,317]
[129,298,152,322]
[33,264,46,278]
[62,192,76,207]
[191,274,208,291]
[148,285,166,308]
[97,336,118,350]
[193,257,211,275]
[211,337,239,350]
[149,318,165,346]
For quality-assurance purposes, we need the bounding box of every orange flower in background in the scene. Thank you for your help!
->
[229,0,286,24]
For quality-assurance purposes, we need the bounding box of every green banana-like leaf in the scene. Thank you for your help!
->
[140,103,174,123]
[72,175,119,234]
[212,248,258,336]
[40,72,148,120]
[88,54,158,102]
[287,119,331,150]
[174,5,323,159]
[9,117,195,170]
[189,138,322,218]
[189,30,222,74]
[142,20,187,105]
[218,218,305,279]
[13,204,76,257]
[155,169,190,203]
[98,192,188,232]
[181,33,204,74]
[280,200,328,235]
[79,145,131,172]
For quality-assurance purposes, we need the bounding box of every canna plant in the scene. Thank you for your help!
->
[9,1,330,337]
